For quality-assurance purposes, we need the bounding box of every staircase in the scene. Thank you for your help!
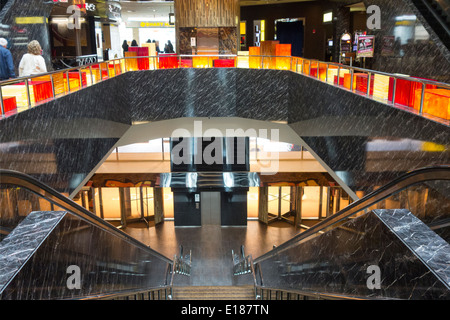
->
[172,286,255,300]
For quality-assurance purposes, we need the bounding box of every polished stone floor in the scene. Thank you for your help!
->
[120,219,305,286]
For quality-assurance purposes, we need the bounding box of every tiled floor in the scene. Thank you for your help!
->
[122,220,302,286]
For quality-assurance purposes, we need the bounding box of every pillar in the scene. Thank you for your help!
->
[154,188,165,225]
[258,186,268,224]
[174,0,239,55]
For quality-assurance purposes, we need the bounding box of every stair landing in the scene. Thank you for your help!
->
[173,286,255,300]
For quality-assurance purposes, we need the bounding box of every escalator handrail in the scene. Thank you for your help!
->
[0,169,173,264]
[254,165,450,264]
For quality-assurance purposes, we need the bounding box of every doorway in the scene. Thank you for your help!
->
[201,192,221,225]
[275,18,305,57]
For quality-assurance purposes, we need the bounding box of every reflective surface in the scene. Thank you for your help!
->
[0,68,448,196]
[0,171,172,300]
[254,169,450,299]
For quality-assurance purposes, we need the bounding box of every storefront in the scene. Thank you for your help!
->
[119,20,176,54]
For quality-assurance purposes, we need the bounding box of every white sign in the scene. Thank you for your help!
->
[191,37,196,47]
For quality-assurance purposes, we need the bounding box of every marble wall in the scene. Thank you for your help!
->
[361,0,450,82]
[256,209,450,299]
[0,68,448,197]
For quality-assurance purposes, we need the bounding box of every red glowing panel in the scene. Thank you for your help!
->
[355,74,374,95]
[128,47,150,70]
[213,59,235,68]
[158,54,178,69]
[2,96,17,114]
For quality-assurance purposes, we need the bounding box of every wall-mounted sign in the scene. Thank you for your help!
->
[190,37,196,47]
[357,35,375,58]
[139,21,172,28]
[127,21,173,28]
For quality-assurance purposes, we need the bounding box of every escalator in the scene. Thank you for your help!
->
[1,167,450,300]
[0,169,174,300]
[411,0,450,50]
[244,166,450,300]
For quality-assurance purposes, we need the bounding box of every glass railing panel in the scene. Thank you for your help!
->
[420,84,450,121]
[125,52,139,71]
[372,73,391,102]
[237,52,249,69]
[249,54,261,69]
[0,79,32,114]
[159,54,179,69]
[179,56,192,68]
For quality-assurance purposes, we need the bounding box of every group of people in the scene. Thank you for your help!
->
[122,39,174,55]
[0,38,47,81]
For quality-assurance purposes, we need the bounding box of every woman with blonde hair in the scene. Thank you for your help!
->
[19,40,47,77]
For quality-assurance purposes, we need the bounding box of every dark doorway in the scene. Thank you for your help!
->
[276,20,304,57]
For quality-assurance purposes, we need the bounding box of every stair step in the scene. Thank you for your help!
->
[173,286,255,300]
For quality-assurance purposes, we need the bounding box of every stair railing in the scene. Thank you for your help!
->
[174,245,192,276]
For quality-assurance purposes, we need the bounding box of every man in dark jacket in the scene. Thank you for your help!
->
[0,38,15,80]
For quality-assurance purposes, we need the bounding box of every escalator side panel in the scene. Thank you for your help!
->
[0,210,169,300]
[0,211,67,294]
[257,209,450,299]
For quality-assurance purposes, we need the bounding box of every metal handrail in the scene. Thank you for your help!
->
[253,165,450,264]
[0,53,448,124]
[0,169,173,264]
[255,286,378,300]
[71,286,171,300]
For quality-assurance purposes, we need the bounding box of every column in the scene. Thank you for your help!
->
[174,0,239,55]
[258,186,268,224]
[154,188,165,225]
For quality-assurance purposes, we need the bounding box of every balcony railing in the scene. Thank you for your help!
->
[0,54,448,126]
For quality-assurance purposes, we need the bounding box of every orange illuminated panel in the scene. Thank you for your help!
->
[318,63,327,81]
[414,88,450,120]
[326,65,338,84]
[261,41,278,69]
[275,44,291,70]
[343,73,361,91]
[125,51,138,71]
[192,56,210,68]
[302,60,310,75]
[63,72,87,91]
[249,46,261,69]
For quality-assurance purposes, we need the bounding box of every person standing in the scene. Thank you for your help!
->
[18,40,47,77]
[122,40,129,56]
[0,38,15,80]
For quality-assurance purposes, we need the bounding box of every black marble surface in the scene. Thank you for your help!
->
[257,209,450,299]
[0,210,169,300]
[362,0,450,83]
[0,68,448,196]
[0,211,66,294]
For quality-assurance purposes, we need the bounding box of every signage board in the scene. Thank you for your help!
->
[357,35,375,58]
